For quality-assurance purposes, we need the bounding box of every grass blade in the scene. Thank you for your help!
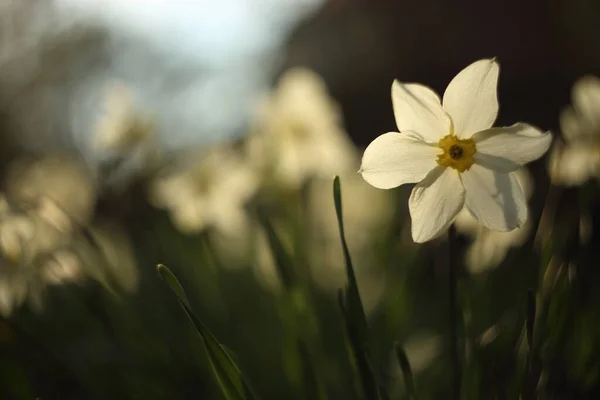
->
[157,264,257,400]
[334,177,388,400]
[333,176,368,341]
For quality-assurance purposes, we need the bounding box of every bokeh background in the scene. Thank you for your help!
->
[1,0,600,399]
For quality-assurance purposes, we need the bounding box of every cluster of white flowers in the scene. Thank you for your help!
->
[149,67,392,311]
[0,156,93,316]
[0,155,139,317]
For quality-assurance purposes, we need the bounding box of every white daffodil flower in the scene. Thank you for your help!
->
[549,76,600,186]
[150,145,259,238]
[5,156,96,228]
[0,208,73,317]
[247,68,357,189]
[94,82,155,156]
[360,59,552,243]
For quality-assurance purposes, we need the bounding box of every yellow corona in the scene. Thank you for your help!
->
[436,134,476,172]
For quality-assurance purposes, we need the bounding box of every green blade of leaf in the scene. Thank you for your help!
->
[338,290,385,400]
[333,176,368,342]
[157,264,257,400]
[334,177,390,400]
[157,264,190,307]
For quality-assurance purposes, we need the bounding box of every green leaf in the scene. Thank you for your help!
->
[256,209,296,289]
[333,177,390,400]
[157,264,257,400]
[338,294,379,400]
[394,342,416,399]
[333,176,368,342]
[157,264,190,307]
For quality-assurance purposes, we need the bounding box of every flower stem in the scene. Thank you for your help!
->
[448,224,461,400]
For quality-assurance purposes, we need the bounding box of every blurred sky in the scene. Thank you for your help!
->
[0,0,325,173]
[56,0,324,66]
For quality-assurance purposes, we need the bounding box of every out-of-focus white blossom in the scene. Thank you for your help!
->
[94,82,155,157]
[150,146,259,239]
[0,205,76,317]
[247,68,357,189]
[454,168,533,273]
[549,76,600,186]
[360,59,552,243]
[4,155,96,228]
[41,250,84,286]
[0,155,140,316]
[0,212,35,263]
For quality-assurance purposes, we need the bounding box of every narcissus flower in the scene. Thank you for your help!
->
[548,75,600,186]
[247,68,357,189]
[360,59,552,242]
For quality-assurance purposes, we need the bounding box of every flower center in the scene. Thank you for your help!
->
[449,145,463,159]
[437,135,476,172]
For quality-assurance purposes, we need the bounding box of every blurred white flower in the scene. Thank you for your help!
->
[4,155,96,229]
[41,250,84,286]
[0,209,71,265]
[0,154,143,316]
[247,68,357,189]
[91,82,160,189]
[94,82,155,157]
[360,59,552,243]
[454,168,533,273]
[150,145,259,238]
[549,76,600,186]
[0,206,74,317]
[0,274,31,317]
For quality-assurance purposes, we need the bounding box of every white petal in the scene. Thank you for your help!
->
[472,123,552,172]
[392,81,450,142]
[360,132,439,189]
[443,59,499,138]
[409,166,465,243]
[462,165,527,231]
